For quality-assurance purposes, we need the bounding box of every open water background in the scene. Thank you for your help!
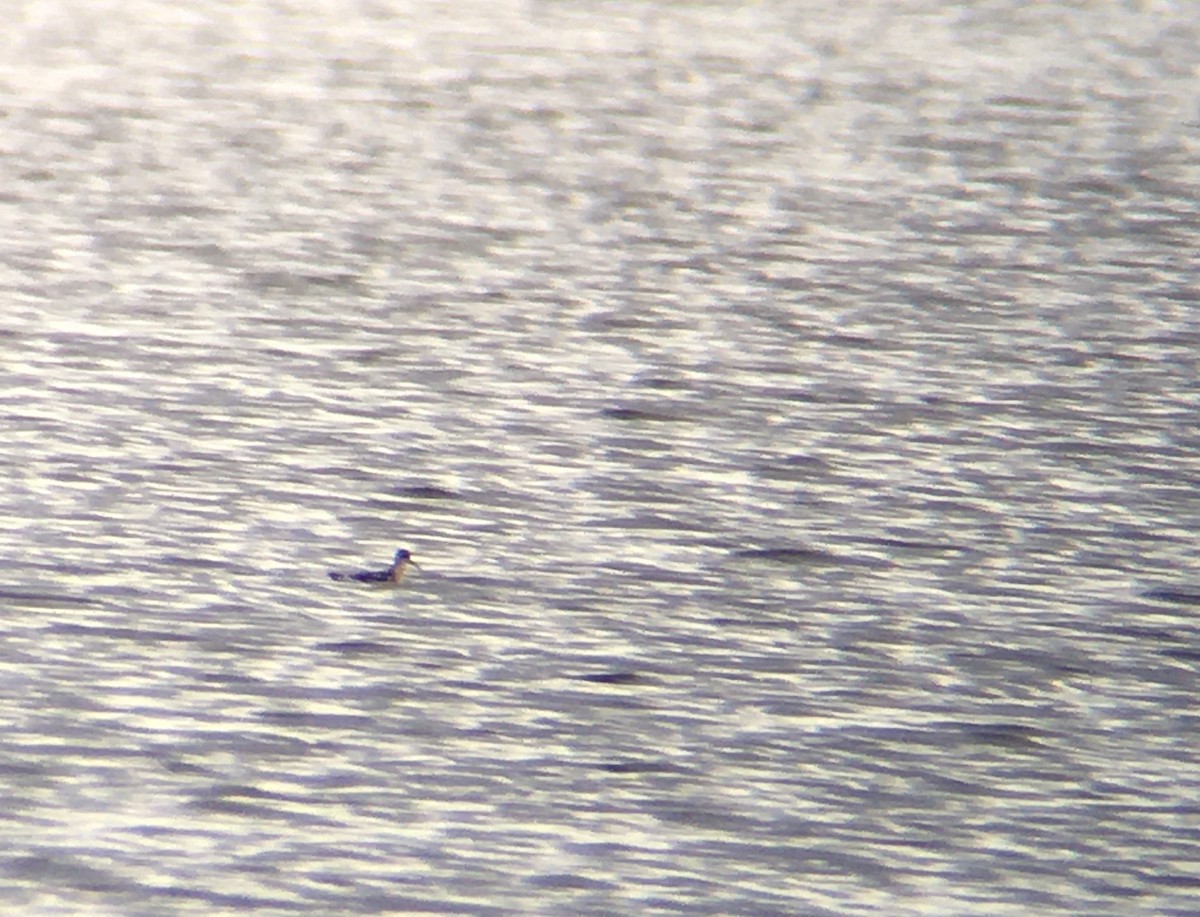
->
[2,1,1200,914]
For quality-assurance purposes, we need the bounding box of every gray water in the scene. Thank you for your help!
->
[2,1,1200,914]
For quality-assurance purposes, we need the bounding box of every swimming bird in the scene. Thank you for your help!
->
[328,549,418,584]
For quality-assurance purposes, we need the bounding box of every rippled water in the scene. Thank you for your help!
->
[3,1,1200,914]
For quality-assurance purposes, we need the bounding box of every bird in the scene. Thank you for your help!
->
[328,549,418,584]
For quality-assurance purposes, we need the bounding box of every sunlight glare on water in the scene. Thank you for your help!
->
[1,0,1200,914]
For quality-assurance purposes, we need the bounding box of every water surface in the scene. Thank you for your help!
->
[2,1,1199,914]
